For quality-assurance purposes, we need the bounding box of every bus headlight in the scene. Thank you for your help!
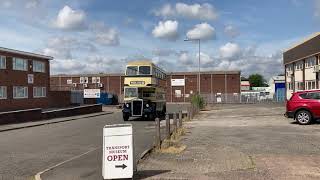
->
[146,104,149,108]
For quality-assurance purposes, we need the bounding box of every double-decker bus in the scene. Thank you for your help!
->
[122,60,166,121]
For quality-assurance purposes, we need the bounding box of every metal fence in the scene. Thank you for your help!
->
[71,90,84,104]
[200,93,285,104]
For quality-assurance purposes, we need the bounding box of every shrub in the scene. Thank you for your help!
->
[191,94,205,110]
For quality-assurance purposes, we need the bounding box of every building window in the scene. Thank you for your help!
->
[0,86,7,99]
[305,81,316,90]
[33,60,45,73]
[295,82,304,91]
[80,77,88,84]
[305,57,316,68]
[13,58,28,71]
[287,82,293,90]
[13,86,28,99]
[289,65,293,71]
[295,61,303,70]
[92,77,101,83]
[33,87,46,98]
[0,56,6,69]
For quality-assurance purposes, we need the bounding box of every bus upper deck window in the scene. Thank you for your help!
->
[126,66,138,75]
[139,66,151,75]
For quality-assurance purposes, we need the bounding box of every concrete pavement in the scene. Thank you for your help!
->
[40,116,175,179]
[0,111,157,180]
[137,104,320,179]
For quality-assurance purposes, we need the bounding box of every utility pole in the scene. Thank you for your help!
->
[198,39,201,94]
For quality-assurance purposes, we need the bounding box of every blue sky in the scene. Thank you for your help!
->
[0,0,319,78]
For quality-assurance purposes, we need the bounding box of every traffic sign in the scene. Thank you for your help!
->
[102,124,134,179]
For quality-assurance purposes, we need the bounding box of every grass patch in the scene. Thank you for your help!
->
[171,127,186,140]
[155,127,188,154]
[157,144,187,154]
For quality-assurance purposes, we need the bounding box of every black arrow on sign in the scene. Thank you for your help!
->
[115,164,127,169]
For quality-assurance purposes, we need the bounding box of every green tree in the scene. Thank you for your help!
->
[248,74,267,87]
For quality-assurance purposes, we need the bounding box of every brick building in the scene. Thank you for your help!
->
[50,73,124,96]
[0,47,52,112]
[167,71,241,103]
[50,71,241,103]
[283,32,320,99]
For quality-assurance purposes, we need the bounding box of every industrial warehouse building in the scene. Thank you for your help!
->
[0,47,52,112]
[283,32,320,99]
[50,70,241,104]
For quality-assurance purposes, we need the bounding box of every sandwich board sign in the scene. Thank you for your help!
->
[102,124,134,179]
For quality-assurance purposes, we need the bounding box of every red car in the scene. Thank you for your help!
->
[285,90,320,125]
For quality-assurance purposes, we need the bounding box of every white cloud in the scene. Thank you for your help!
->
[42,36,96,59]
[51,56,125,75]
[89,22,120,46]
[154,3,218,21]
[197,52,214,65]
[152,20,179,40]
[152,48,177,57]
[1,0,40,9]
[186,23,215,40]
[25,0,40,9]
[95,28,119,46]
[53,5,86,30]
[43,37,75,59]
[214,44,283,78]
[291,0,302,7]
[47,37,76,48]
[178,52,193,65]
[175,3,218,21]
[219,42,241,58]
[177,52,213,66]
[124,17,134,25]
[224,25,240,38]
[51,59,86,74]
[43,47,72,59]
[154,4,175,18]
[153,43,283,79]
[1,0,12,8]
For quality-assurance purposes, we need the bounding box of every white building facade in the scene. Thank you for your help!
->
[284,33,320,99]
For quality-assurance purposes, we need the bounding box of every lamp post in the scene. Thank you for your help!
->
[184,38,201,95]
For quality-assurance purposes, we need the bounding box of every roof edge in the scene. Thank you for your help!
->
[284,32,320,53]
[0,47,53,60]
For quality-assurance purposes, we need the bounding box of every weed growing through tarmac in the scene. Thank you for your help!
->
[155,127,187,154]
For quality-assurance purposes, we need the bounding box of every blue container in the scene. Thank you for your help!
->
[275,83,285,102]
[97,92,113,105]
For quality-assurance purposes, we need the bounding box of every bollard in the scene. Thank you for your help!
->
[179,110,182,128]
[155,117,161,149]
[173,112,177,132]
[165,113,170,138]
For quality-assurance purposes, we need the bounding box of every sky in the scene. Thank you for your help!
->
[0,0,319,79]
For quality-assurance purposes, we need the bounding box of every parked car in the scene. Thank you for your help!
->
[285,90,320,125]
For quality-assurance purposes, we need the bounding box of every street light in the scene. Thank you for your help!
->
[184,38,201,94]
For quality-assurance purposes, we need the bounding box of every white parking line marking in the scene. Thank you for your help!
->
[34,146,101,180]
